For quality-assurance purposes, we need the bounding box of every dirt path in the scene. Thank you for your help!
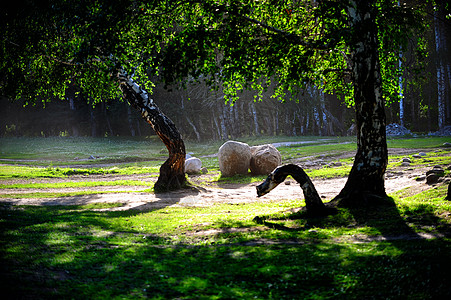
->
[0,165,438,211]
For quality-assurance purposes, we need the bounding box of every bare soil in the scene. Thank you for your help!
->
[1,148,450,211]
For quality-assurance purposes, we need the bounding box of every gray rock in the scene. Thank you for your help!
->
[401,162,411,167]
[429,125,451,136]
[402,157,411,163]
[185,157,202,174]
[426,174,441,185]
[250,144,282,175]
[386,123,411,136]
[218,141,252,177]
[443,142,451,148]
[419,152,427,157]
[415,175,426,182]
[426,167,445,177]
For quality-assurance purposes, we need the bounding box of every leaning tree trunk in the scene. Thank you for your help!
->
[118,74,186,192]
[335,1,388,206]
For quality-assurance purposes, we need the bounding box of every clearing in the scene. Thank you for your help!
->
[1,144,449,211]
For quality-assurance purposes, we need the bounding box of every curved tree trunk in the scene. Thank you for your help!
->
[334,1,388,206]
[118,74,186,192]
[257,164,328,215]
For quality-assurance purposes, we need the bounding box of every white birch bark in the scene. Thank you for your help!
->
[434,7,446,129]
[398,52,404,127]
[250,100,259,136]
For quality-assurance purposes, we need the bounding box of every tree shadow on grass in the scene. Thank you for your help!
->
[253,196,450,241]
[1,195,451,299]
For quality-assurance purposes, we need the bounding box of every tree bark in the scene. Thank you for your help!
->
[334,1,389,206]
[118,74,186,192]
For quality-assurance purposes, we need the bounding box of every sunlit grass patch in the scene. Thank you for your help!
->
[0,190,148,199]
[0,165,161,179]
[0,180,154,190]
[387,136,451,149]
[307,165,352,178]
[387,150,451,168]
[392,184,451,233]
[0,165,119,179]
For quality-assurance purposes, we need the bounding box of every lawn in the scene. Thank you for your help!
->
[1,136,450,299]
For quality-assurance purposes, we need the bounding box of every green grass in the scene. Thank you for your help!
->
[0,179,154,190]
[0,190,146,199]
[0,165,161,179]
[387,136,451,149]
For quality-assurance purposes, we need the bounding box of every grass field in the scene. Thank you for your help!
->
[1,136,451,299]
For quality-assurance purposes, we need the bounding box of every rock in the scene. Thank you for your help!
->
[185,157,202,174]
[401,162,410,167]
[249,144,282,175]
[443,142,451,148]
[185,153,192,159]
[402,157,411,163]
[88,155,95,160]
[426,174,441,185]
[425,166,445,184]
[419,152,427,157]
[201,167,208,174]
[412,154,422,159]
[386,123,411,136]
[429,125,451,136]
[426,167,445,177]
[218,141,252,177]
[416,175,426,182]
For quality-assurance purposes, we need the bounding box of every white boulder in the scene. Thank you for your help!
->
[218,141,251,177]
[185,157,202,174]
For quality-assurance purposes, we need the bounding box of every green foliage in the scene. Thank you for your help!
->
[0,0,429,106]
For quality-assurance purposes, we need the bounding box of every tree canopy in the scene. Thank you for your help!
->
[1,0,427,104]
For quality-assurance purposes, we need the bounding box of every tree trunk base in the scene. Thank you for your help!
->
[330,192,395,208]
